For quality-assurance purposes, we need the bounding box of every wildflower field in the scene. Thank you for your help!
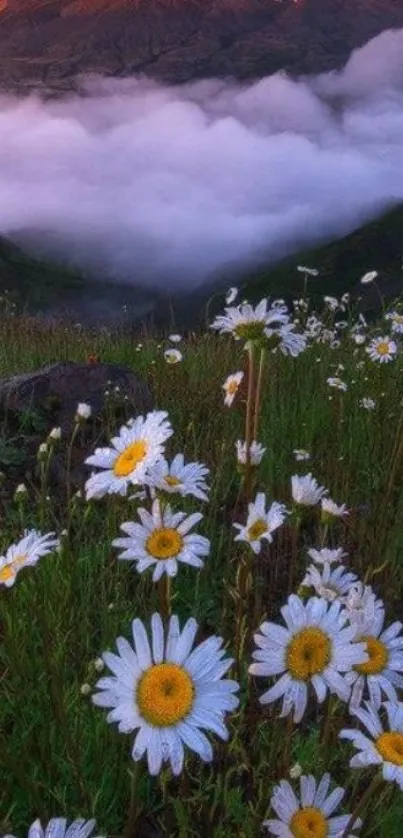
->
[1,280,403,838]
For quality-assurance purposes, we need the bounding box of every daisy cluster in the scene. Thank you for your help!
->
[3,285,403,837]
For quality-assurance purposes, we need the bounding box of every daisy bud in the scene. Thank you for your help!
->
[48,426,62,441]
[37,442,49,460]
[94,657,105,673]
[80,683,91,696]
[289,763,303,779]
[14,483,28,501]
[75,402,92,422]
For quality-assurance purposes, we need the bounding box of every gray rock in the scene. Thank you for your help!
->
[0,360,153,433]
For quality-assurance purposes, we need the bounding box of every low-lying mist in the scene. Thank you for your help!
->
[1,27,403,295]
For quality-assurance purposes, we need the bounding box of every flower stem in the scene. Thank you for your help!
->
[158,574,172,619]
[341,773,383,837]
[253,348,266,441]
[123,764,142,838]
[244,341,256,502]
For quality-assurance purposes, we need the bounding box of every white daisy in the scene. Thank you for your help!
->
[210,298,289,342]
[326,377,348,392]
[301,564,358,603]
[266,324,307,357]
[366,337,397,364]
[92,613,240,775]
[223,371,244,407]
[112,498,210,582]
[307,548,348,566]
[144,454,209,502]
[0,529,60,588]
[4,819,102,838]
[323,296,340,312]
[236,440,266,466]
[353,333,366,345]
[164,349,182,364]
[264,773,361,837]
[297,265,319,276]
[293,449,310,462]
[233,492,288,555]
[168,333,182,343]
[291,474,328,507]
[225,286,238,305]
[84,411,173,500]
[321,498,349,520]
[344,602,403,710]
[360,270,378,284]
[249,594,368,722]
[385,312,403,335]
[360,397,376,410]
[340,700,403,789]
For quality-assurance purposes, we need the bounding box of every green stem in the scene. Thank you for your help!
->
[253,348,266,442]
[123,764,141,838]
[244,341,255,502]
[341,774,383,838]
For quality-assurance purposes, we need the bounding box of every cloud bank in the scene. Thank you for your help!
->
[1,27,403,293]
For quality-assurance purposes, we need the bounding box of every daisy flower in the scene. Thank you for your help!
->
[340,700,403,789]
[0,529,60,588]
[326,377,348,392]
[321,498,349,521]
[344,603,403,710]
[112,498,209,581]
[360,397,376,410]
[293,449,310,462]
[353,333,366,345]
[360,270,378,284]
[249,594,368,722]
[236,440,266,466]
[92,613,239,775]
[265,323,307,357]
[225,286,238,305]
[168,333,182,343]
[233,492,288,555]
[144,454,209,502]
[291,474,328,507]
[210,298,289,342]
[5,820,102,838]
[164,349,182,364]
[307,547,348,566]
[341,583,384,636]
[222,371,244,407]
[264,773,361,837]
[385,311,403,335]
[14,822,101,838]
[297,265,319,276]
[84,411,173,500]
[301,564,358,603]
[366,337,397,364]
[323,296,340,312]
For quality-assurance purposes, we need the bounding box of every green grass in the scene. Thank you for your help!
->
[1,296,403,837]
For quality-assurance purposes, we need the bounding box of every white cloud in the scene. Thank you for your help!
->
[0,27,403,293]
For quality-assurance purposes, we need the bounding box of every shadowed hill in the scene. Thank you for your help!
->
[0,0,403,93]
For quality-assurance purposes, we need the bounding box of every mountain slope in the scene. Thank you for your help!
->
[0,0,402,93]
[1,202,402,326]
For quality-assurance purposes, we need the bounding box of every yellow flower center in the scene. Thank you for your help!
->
[113,440,147,477]
[290,807,328,838]
[226,379,239,395]
[146,527,183,559]
[376,732,403,766]
[164,476,181,487]
[136,663,194,726]
[247,518,268,541]
[234,321,265,340]
[355,636,388,675]
[376,342,390,356]
[286,628,331,681]
[0,564,15,583]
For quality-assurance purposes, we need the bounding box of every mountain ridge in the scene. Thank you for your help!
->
[1,0,403,94]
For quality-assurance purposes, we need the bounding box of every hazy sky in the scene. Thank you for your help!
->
[0,27,403,291]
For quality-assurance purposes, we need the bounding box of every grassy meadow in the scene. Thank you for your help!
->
[1,287,403,838]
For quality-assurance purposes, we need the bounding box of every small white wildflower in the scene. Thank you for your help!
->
[360,270,378,284]
[326,377,348,392]
[289,763,303,779]
[168,333,182,343]
[164,349,182,364]
[94,657,105,673]
[80,683,91,696]
[360,397,376,410]
[293,449,310,462]
[225,286,238,305]
[223,371,244,407]
[236,440,266,466]
[291,473,328,507]
[76,402,92,421]
[321,498,349,520]
[48,426,62,441]
[14,483,28,497]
